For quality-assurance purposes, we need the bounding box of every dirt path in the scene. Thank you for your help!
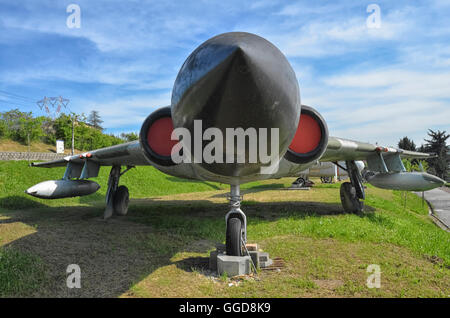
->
[1,207,178,297]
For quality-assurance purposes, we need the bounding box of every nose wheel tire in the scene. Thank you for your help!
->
[340,182,364,214]
[226,217,243,256]
[113,185,129,216]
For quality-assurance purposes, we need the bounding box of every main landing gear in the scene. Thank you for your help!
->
[104,165,134,219]
[225,185,247,256]
[320,176,333,184]
[337,161,365,214]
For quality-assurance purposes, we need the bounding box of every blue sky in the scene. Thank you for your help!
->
[0,0,449,147]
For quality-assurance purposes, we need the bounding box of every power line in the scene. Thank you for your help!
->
[0,92,32,103]
[0,89,35,103]
[0,98,34,109]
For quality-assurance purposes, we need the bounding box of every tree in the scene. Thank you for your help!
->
[120,132,139,142]
[398,136,416,151]
[70,112,86,154]
[423,129,449,180]
[87,110,104,131]
[402,158,429,172]
[398,136,419,167]
[52,113,73,147]
[1,109,25,129]
[0,108,124,152]
[0,109,29,140]
[0,110,44,145]
[0,119,7,138]
[18,116,44,146]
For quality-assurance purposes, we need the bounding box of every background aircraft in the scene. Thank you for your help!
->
[25,32,445,257]
[292,161,365,187]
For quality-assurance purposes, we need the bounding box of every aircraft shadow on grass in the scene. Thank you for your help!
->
[165,177,224,190]
[0,194,375,297]
[210,183,288,198]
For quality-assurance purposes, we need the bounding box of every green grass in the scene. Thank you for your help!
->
[0,161,218,209]
[0,138,82,154]
[0,160,449,297]
[125,188,450,268]
[0,248,49,297]
[0,161,268,210]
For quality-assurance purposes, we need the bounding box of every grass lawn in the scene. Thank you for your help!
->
[0,139,81,154]
[0,161,449,297]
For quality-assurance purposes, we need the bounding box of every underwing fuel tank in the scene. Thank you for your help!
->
[365,172,445,191]
[25,179,100,199]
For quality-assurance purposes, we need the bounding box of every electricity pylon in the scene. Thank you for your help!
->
[37,96,71,153]
[36,96,70,119]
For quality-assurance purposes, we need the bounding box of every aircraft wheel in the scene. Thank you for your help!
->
[294,177,305,187]
[322,176,332,183]
[226,217,242,256]
[340,182,363,214]
[113,185,129,216]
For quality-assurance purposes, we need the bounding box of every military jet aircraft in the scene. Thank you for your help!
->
[26,32,445,257]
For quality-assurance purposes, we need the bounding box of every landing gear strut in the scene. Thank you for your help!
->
[338,161,365,214]
[104,165,133,219]
[225,185,246,256]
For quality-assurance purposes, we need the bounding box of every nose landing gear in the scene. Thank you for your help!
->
[225,185,247,256]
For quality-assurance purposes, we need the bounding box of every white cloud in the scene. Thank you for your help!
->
[304,67,450,146]
[1,0,449,145]
[324,69,450,99]
[76,92,171,129]
[1,1,212,53]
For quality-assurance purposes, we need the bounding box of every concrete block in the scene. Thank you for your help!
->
[217,255,251,277]
[260,258,273,268]
[259,252,270,262]
[258,252,273,268]
[248,251,260,269]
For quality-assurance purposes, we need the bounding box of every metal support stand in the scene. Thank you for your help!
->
[241,237,257,274]
[422,191,424,208]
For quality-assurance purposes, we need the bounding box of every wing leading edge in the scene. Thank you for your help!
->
[321,136,434,166]
[32,136,435,175]
[31,141,151,174]
[319,136,444,193]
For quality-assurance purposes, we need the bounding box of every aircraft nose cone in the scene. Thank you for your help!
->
[25,186,37,196]
[171,32,301,178]
[423,173,446,187]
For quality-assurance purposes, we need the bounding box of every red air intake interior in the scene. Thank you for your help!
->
[147,117,178,157]
[288,114,322,154]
